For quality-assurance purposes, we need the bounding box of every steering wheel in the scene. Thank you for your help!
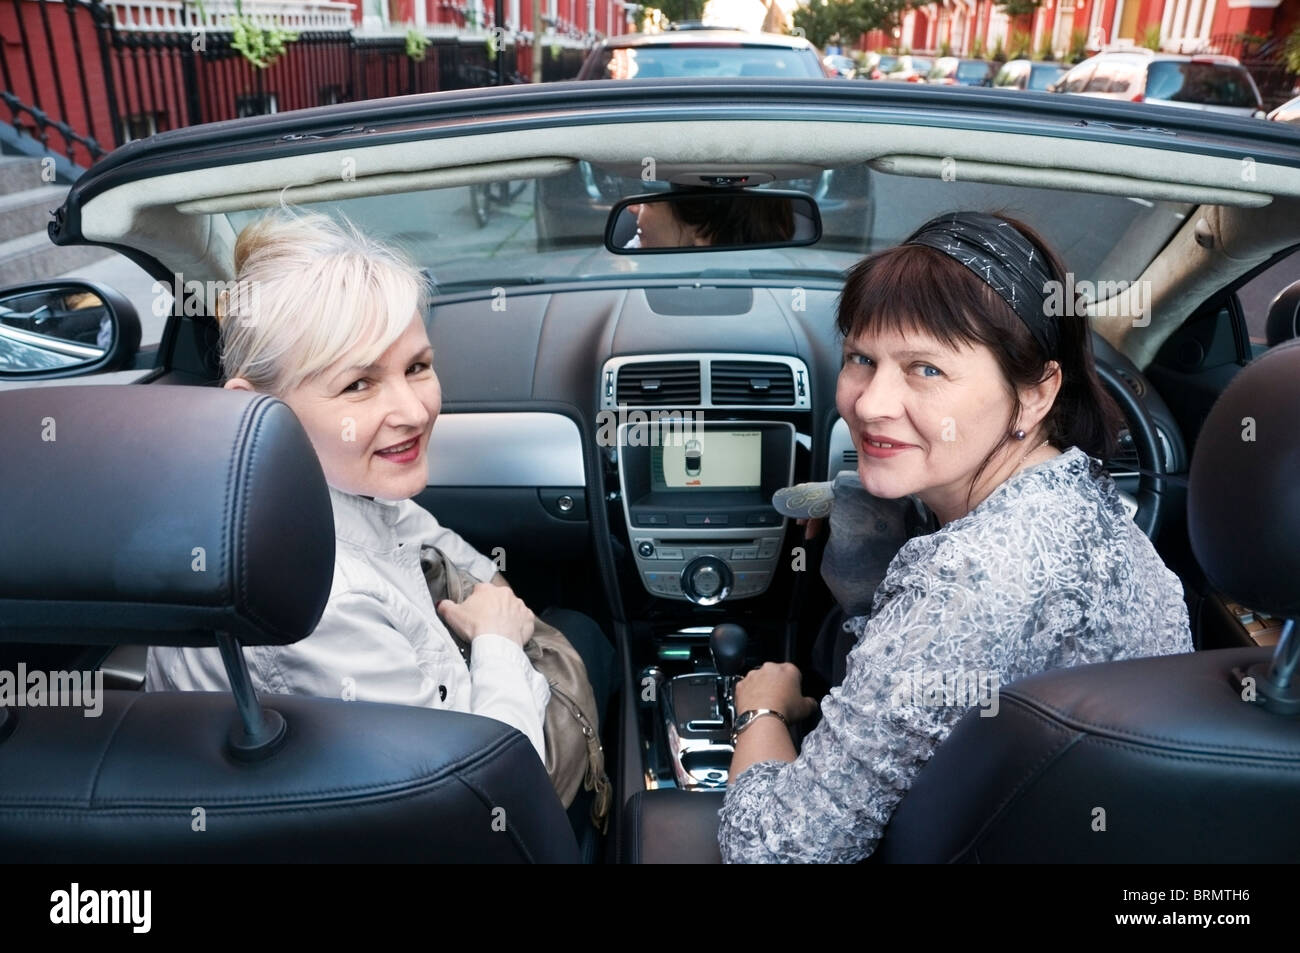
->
[1092,359,1166,541]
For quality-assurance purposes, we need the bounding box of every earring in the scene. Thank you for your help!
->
[1013,429,1027,440]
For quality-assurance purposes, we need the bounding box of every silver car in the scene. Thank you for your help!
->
[1050,49,1264,117]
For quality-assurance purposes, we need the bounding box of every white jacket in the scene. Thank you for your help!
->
[145,487,551,759]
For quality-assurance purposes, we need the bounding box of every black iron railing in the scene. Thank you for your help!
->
[0,0,587,169]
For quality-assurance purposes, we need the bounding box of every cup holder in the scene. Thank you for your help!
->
[678,745,732,788]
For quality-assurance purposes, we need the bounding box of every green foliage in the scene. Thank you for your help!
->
[1140,23,1161,51]
[1035,29,1053,61]
[195,0,297,70]
[652,0,705,27]
[971,36,986,60]
[406,27,431,61]
[998,0,1041,17]
[1284,24,1300,74]
[939,38,951,57]
[793,0,912,52]
[1067,26,1087,64]
[1007,28,1031,59]
[991,35,1006,63]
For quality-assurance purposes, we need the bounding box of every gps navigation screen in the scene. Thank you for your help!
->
[652,430,762,490]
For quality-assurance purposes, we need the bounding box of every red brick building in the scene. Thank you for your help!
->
[861,0,1299,63]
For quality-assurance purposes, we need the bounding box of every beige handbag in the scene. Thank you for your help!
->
[420,546,611,832]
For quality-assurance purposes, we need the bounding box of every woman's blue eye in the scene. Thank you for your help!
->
[917,364,942,378]
[845,353,872,366]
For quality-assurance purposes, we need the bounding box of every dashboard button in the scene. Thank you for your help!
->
[685,514,729,526]
[731,546,758,561]
[637,513,669,526]
[657,547,683,560]
[757,538,779,559]
[746,511,778,525]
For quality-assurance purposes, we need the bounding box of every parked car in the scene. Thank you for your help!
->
[575,28,826,80]
[823,54,858,79]
[864,52,899,79]
[1049,49,1265,117]
[992,58,1067,91]
[4,79,1300,864]
[882,54,933,82]
[926,56,995,86]
[1268,93,1300,125]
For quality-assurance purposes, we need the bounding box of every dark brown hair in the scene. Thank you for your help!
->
[836,213,1122,505]
[675,194,795,246]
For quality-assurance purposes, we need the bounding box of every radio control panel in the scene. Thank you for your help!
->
[630,534,784,603]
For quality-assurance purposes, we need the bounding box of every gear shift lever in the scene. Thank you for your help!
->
[710,623,749,728]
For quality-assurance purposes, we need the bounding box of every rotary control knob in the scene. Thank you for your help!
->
[637,541,655,558]
[680,555,733,606]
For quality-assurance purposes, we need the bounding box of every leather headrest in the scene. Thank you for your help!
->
[1188,339,1300,618]
[1266,280,1300,348]
[0,386,335,646]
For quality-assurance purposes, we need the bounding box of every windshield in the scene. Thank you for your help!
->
[1029,65,1065,90]
[225,165,1191,296]
[583,44,824,79]
[1145,61,1259,107]
[956,61,991,82]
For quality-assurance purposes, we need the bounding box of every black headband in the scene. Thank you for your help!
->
[904,212,1060,358]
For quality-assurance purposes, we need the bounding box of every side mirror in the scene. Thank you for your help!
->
[606,189,822,254]
[0,280,140,378]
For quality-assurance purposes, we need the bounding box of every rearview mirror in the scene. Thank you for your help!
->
[606,189,821,254]
[0,280,141,378]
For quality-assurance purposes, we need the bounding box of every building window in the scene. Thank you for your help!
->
[235,92,279,117]
[121,113,162,143]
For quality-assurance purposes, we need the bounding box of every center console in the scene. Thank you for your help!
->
[602,353,814,797]
[617,419,795,604]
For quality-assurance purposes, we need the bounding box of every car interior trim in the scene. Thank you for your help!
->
[425,411,585,487]
[870,155,1272,208]
[176,157,578,215]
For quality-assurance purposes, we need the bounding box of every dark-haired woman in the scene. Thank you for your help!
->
[717,212,1193,863]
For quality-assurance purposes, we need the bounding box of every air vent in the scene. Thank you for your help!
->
[710,361,795,405]
[616,361,701,405]
[842,450,858,469]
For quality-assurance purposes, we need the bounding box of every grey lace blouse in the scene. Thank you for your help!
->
[717,446,1193,864]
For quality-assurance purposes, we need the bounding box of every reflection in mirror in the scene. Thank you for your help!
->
[0,287,111,372]
[608,190,820,254]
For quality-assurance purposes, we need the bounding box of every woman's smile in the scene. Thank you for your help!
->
[375,435,423,464]
[861,431,918,458]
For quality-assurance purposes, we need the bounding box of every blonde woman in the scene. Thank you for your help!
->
[145,211,558,760]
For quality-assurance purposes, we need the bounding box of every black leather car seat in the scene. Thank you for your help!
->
[0,385,577,862]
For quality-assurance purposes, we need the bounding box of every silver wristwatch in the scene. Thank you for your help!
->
[731,708,789,746]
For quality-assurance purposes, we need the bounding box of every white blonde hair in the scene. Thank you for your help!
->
[217,210,426,395]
